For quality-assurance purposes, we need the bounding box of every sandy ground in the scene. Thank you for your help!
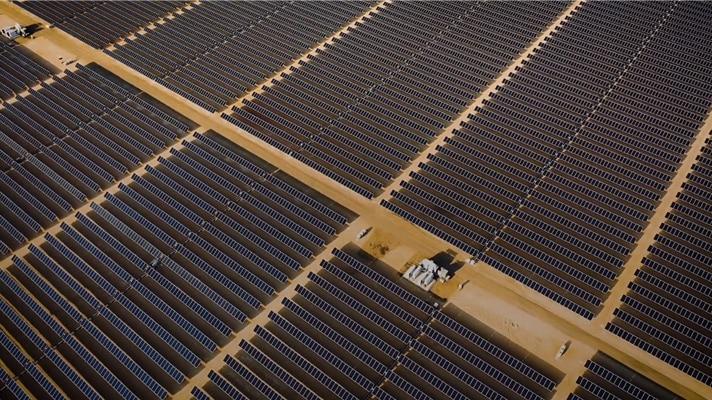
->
[1,1,712,399]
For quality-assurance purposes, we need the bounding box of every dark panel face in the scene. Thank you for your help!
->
[570,351,684,400]
[0,41,50,99]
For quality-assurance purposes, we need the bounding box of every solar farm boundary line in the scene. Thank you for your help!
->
[374,0,582,204]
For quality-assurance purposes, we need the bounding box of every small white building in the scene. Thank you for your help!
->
[404,258,450,291]
[1,24,28,40]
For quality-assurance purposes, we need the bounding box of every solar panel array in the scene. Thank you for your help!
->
[2,1,712,398]
[0,63,189,257]
[222,1,569,198]
[0,40,50,100]
[16,0,187,49]
[606,133,712,387]
[568,352,683,400]
[0,130,354,399]
[108,1,373,112]
[383,1,712,319]
[196,246,560,400]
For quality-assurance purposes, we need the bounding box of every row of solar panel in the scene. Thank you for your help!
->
[18,1,186,49]
[567,353,682,400]
[0,43,50,98]
[166,144,336,244]
[20,244,192,380]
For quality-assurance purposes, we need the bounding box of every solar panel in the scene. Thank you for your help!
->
[434,312,558,389]
[241,192,325,247]
[174,245,257,316]
[331,248,432,313]
[227,203,312,259]
[320,260,421,328]
[11,256,168,398]
[423,328,543,399]
[192,230,276,298]
[294,285,401,359]
[79,121,145,164]
[411,341,507,400]
[0,332,64,400]
[50,232,213,354]
[281,297,387,374]
[202,223,285,287]
[386,370,431,400]
[307,272,412,343]
[0,189,42,234]
[239,340,320,400]
[215,211,299,272]
[223,355,285,400]
[268,311,374,390]
[254,325,359,400]
[190,385,215,400]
